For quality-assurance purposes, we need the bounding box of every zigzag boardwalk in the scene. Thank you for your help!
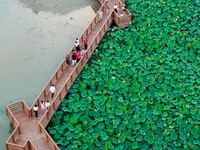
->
[5,0,132,149]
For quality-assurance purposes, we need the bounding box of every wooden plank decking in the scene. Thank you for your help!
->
[5,0,132,149]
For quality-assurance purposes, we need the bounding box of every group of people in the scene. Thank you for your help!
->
[33,84,56,118]
[114,3,127,16]
[66,38,88,66]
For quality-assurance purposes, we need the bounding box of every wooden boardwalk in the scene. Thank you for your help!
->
[5,0,132,150]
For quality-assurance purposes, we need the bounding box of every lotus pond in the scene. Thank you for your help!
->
[47,0,200,149]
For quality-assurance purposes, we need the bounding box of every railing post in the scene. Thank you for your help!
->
[71,75,73,82]
[18,126,21,134]
[39,124,42,133]
[56,72,58,80]
[76,67,78,74]
[65,84,68,91]
[12,135,15,143]
[86,52,88,59]
[61,63,64,71]
[47,110,49,120]
[53,102,55,110]
[59,93,62,101]
[47,134,49,142]
[11,116,14,126]
[44,90,46,97]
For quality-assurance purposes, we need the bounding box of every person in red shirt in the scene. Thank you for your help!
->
[76,51,81,63]
[83,38,88,49]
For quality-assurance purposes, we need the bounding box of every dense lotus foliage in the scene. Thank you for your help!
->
[47,0,200,149]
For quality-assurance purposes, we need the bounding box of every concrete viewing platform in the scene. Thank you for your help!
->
[5,0,132,149]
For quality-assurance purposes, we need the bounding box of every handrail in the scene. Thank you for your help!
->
[6,125,21,143]
[39,124,60,150]
[6,139,37,150]
[21,100,31,117]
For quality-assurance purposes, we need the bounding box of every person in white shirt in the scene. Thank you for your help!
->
[114,4,118,13]
[45,101,50,109]
[33,104,39,118]
[49,84,56,98]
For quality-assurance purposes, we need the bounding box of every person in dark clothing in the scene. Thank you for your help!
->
[72,52,77,65]
[33,104,39,118]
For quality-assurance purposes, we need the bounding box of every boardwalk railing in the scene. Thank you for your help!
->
[6,140,37,150]
[5,0,132,149]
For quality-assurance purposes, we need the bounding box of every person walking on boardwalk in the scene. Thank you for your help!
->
[74,38,80,51]
[40,101,46,111]
[83,38,88,49]
[72,51,77,65]
[65,54,70,65]
[81,47,86,56]
[76,51,81,63]
[33,104,39,118]
[105,1,110,13]
[114,3,118,13]
[49,84,56,98]
[98,11,103,22]
[122,4,127,15]
[45,101,50,109]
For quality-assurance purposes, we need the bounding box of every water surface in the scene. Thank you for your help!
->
[0,0,100,148]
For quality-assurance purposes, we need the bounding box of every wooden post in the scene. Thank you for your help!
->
[59,93,62,101]
[18,126,21,134]
[53,103,55,110]
[39,124,42,133]
[86,52,88,59]
[44,90,46,97]
[56,72,58,80]
[76,67,78,74]
[71,75,73,82]
[65,84,68,91]
[61,63,64,71]
[12,135,15,143]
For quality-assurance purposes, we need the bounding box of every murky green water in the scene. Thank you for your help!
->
[0,0,100,148]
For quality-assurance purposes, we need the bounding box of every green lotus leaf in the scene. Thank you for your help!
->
[131,142,139,149]
[70,117,78,124]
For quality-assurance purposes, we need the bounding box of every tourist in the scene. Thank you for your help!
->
[81,47,86,56]
[83,38,88,49]
[33,104,39,118]
[114,4,118,13]
[74,41,80,51]
[45,101,50,109]
[98,11,103,22]
[122,4,127,15]
[105,1,110,13]
[75,38,79,44]
[65,54,70,65]
[49,84,56,98]
[76,51,81,63]
[72,51,77,65]
[40,101,46,111]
